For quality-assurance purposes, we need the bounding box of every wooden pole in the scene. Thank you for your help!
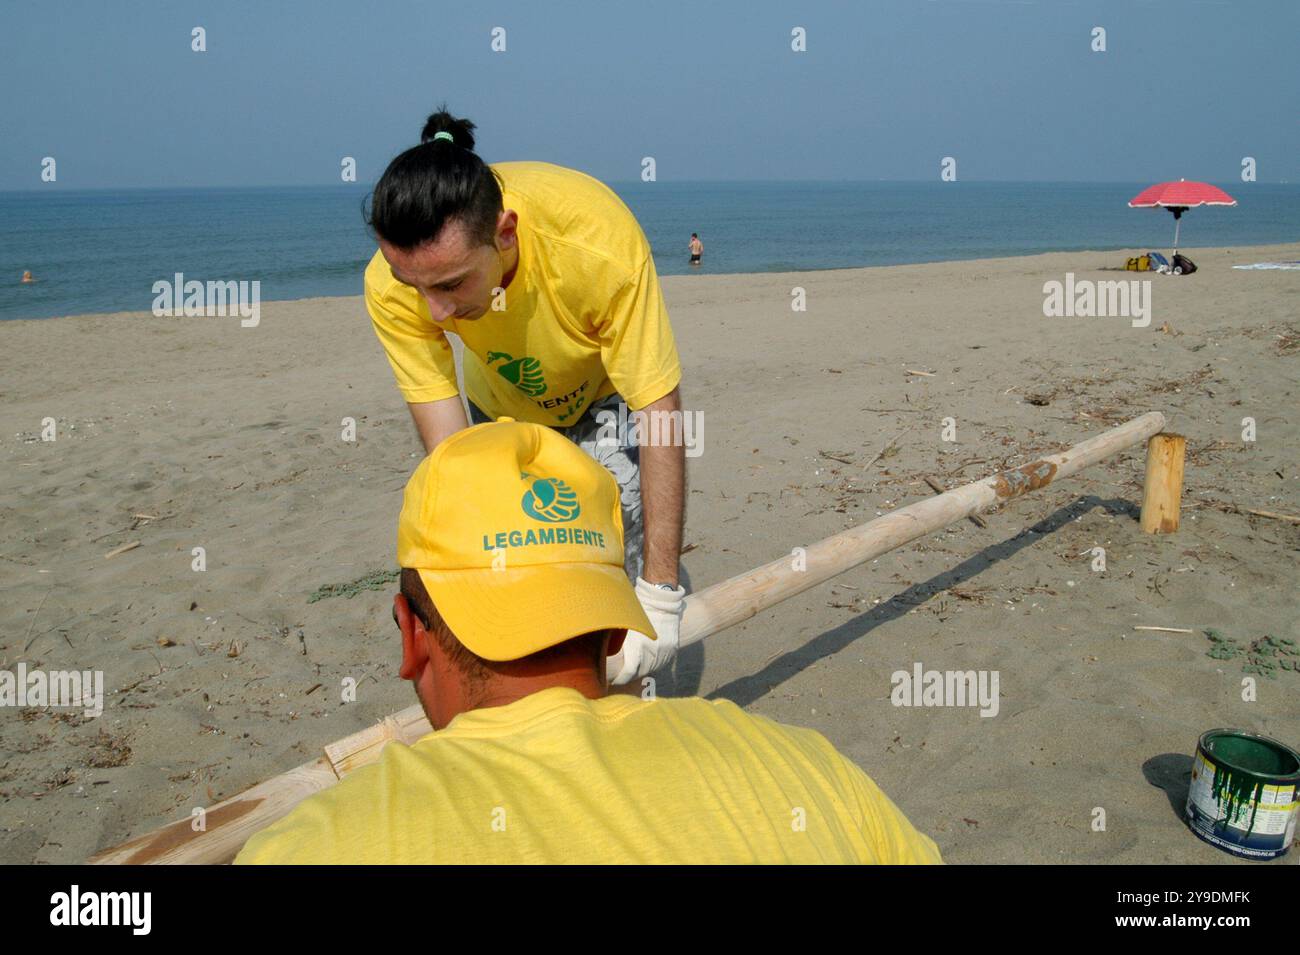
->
[89,411,1167,865]
[662,411,1166,654]
[1139,432,1185,534]
[88,758,338,865]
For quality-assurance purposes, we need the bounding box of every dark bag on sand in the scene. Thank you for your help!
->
[1172,253,1198,275]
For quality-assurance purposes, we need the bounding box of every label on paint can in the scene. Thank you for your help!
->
[1185,734,1300,860]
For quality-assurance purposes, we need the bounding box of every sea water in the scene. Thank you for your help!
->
[3,181,1296,322]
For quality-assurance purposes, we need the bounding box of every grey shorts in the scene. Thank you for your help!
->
[468,393,643,580]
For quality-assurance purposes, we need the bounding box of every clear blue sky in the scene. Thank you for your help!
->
[2,0,1296,189]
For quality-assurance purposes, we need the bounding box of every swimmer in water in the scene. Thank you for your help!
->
[21,270,36,284]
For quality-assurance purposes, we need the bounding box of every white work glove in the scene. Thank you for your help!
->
[612,576,686,685]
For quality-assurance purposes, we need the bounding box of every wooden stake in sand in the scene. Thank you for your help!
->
[89,411,1168,865]
[1139,433,1186,534]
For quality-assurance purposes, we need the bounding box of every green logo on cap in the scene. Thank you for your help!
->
[521,473,580,523]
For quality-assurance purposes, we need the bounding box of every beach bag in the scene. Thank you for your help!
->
[1125,254,1151,271]
[1148,251,1170,272]
[1172,253,1197,275]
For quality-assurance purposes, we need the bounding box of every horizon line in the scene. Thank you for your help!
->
[0,178,1288,195]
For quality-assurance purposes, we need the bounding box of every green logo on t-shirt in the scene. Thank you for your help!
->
[488,351,547,397]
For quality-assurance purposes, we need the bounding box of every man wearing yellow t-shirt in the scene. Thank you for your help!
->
[363,108,684,686]
[235,419,943,865]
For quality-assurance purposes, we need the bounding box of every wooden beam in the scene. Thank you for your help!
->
[87,758,338,865]
[661,411,1166,653]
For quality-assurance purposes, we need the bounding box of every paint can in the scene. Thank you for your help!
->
[1185,729,1300,860]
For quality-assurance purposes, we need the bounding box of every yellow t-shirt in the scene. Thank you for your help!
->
[235,687,943,865]
[365,161,682,427]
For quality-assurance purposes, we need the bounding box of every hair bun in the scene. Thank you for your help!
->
[420,105,478,151]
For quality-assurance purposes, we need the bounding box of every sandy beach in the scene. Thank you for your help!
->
[2,242,1298,865]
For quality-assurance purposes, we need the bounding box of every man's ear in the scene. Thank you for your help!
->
[607,628,627,656]
[496,208,519,244]
[394,593,429,681]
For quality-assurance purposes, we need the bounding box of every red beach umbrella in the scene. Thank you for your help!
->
[1128,179,1237,254]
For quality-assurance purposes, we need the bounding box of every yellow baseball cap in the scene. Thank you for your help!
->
[397,418,654,661]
